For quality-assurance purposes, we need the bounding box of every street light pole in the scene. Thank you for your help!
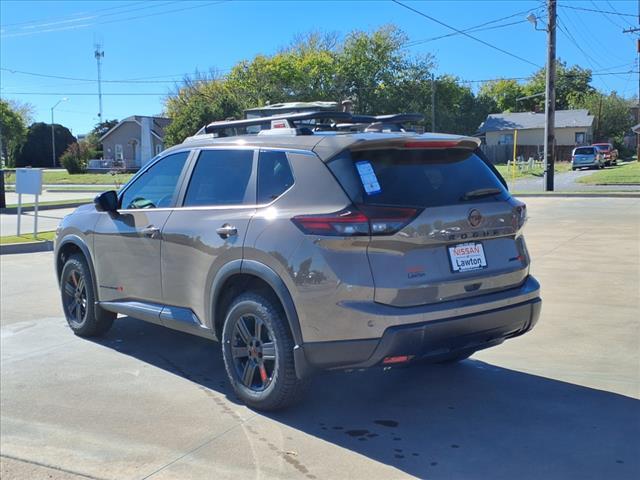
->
[50,98,67,168]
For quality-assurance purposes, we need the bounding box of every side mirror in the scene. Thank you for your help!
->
[94,190,119,213]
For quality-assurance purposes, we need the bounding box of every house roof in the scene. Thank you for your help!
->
[99,115,170,142]
[477,109,594,133]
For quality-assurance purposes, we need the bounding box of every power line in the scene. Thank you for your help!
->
[1,1,228,39]
[0,92,168,96]
[558,3,636,18]
[404,7,540,48]
[391,0,542,68]
[0,0,149,28]
[0,67,180,84]
[0,1,179,34]
[556,15,612,89]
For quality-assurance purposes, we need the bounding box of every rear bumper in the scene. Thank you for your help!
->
[572,159,599,167]
[299,281,541,372]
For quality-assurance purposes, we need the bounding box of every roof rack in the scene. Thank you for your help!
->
[187,111,425,141]
[203,111,352,134]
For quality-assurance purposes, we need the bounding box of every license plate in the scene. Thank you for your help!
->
[448,242,487,273]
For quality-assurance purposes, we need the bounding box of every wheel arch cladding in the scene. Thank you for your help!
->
[56,237,98,297]
[210,260,312,379]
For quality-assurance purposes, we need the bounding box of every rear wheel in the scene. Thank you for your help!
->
[221,292,307,410]
[60,254,115,337]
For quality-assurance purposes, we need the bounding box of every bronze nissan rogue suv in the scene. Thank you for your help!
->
[55,112,541,410]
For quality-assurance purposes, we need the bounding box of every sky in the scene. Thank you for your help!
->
[1,0,638,135]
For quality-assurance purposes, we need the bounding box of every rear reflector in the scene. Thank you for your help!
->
[292,204,421,236]
[382,355,414,365]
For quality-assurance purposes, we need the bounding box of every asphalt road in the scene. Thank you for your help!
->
[1,197,639,480]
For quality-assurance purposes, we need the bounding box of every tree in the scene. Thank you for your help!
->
[164,78,245,146]
[0,99,28,167]
[15,122,76,168]
[336,25,434,115]
[478,79,523,113]
[572,92,634,146]
[85,119,119,156]
[522,60,594,111]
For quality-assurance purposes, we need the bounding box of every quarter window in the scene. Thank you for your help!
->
[120,151,189,209]
[257,150,294,203]
[183,149,254,206]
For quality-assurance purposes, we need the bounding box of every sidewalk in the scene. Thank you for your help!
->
[3,191,94,206]
[0,207,76,237]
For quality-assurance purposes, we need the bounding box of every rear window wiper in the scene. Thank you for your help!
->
[460,187,503,201]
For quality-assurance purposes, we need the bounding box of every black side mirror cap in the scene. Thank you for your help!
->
[94,190,119,212]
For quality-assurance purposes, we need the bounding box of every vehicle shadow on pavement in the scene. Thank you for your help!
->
[95,317,640,480]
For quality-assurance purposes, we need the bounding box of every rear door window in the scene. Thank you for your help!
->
[328,148,508,208]
[183,149,254,206]
[257,150,294,203]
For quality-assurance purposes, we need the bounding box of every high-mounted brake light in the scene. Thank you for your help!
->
[292,205,421,236]
[403,140,460,149]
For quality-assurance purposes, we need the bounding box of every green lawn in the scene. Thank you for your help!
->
[0,230,56,245]
[577,162,640,185]
[496,162,572,180]
[4,170,133,185]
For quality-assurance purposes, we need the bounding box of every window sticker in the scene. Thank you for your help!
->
[355,161,381,195]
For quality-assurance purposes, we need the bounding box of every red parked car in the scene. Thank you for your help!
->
[592,143,618,166]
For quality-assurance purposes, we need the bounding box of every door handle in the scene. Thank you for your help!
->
[141,225,161,238]
[216,224,238,239]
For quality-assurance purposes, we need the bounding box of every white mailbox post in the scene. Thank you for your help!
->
[15,168,43,238]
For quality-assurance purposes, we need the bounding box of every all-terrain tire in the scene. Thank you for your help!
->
[60,254,115,337]
[221,292,307,411]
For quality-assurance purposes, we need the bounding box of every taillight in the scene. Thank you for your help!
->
[292,204,421,236]
[514,203,527,230]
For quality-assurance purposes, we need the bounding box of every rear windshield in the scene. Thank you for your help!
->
[328,148,509,208]
[574,147,595,155]
[593,144,610,151]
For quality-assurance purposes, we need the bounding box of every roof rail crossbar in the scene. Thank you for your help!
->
[204,111,352,134]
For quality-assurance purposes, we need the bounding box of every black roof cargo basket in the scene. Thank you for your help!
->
[190,111,425,139]
[204,111,352,134]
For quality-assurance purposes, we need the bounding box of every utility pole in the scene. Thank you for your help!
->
[543,0,557,191]
[431,73,436,132]
[94,42,104,121]
[622,1,640,161]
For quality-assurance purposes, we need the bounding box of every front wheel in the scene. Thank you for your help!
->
[221,292,307,410]
[60,254,115,337]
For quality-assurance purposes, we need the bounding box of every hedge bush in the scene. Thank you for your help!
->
[60,142,95,174]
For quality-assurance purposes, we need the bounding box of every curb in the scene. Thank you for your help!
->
[513,192,640,198]
[0,240,54,255]
[1,201,90,214]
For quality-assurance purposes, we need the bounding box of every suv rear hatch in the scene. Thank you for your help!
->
[326,136,529,307]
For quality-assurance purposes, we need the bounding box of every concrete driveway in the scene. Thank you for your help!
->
[1,197,638,480]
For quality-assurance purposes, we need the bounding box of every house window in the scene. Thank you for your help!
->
[575,132,586,145]
[155,144,163,155]
[115,144,123,161]
[498,134,514,145]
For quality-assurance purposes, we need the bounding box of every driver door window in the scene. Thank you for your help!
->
[120,151,189,209]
